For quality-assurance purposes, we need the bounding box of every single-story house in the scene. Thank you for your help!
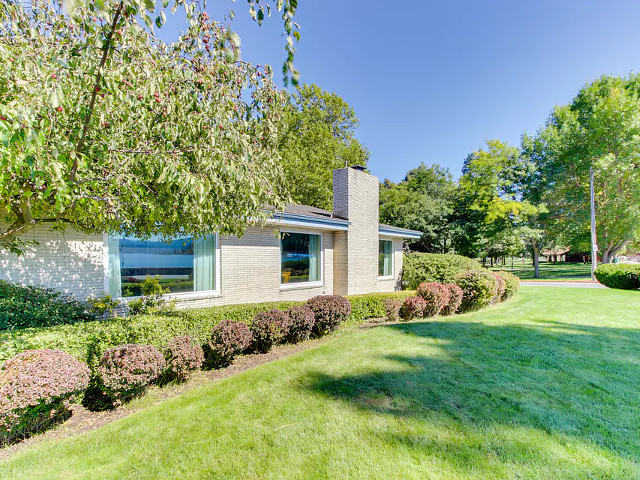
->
[0,166,421,307]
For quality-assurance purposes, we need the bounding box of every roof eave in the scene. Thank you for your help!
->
[267,213,350,231]
[378,226,422,240]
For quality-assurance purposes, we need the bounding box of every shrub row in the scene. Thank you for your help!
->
[1,291,416,443]
[397,270,520,321]
[594,263,640,290]
[0,291,418,366]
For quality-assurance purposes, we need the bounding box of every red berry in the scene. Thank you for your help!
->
[56,106,63,112]
[52,74,57,79]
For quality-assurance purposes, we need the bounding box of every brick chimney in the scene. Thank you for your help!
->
[332,166,379,295]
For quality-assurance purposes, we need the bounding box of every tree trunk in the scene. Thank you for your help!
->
[602,249,610,264]
[533,245,540,279]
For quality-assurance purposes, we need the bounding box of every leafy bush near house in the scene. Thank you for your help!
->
[88,295,121,321]
[441,283,463,315]
[594,264,640,290]
[456,270,498,313]
[205,320,253,368]
[283,306,315,344]
[306,295,352,336]
[491,272,506,303]
[127,276,173,316]
[416,282,447,317]
[0,280,95,331]
[496,271,521,300]
[164,336,204,382]
[250,309,287,353]
[96,344,165,406]
[0,349,89,444]
[402,253,483,290]
[384,298,402,322]
[399,296,427,321]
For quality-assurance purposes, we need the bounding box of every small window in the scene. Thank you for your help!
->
[281,232,321,284]
[107,235,218,297]
[379,240,393,277]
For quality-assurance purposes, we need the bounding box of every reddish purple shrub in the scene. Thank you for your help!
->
[384,298,402,322]
[306,295,352,336]
[164,336,204,382]
[491,272,506,303]
[416,282,447,317]
[399,296,427,321]
[251,309,287,353]
[0,349,89,444]
[206,320,253,367]
[97,344,165,406]
[284,306,315,343]
[441,283,463,315]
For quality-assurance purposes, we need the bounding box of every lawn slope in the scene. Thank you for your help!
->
[3,287,640,479]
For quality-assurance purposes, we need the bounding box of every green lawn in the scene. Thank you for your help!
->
[490,260,592,280]
[3,287,640,479]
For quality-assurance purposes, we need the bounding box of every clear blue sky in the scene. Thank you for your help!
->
[162,0,640,182]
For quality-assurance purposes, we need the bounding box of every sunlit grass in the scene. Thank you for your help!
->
[490,260,592,280]
[2,287,640,479]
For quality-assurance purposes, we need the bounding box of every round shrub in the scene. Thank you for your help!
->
[399,296,427,321]
[491,272,506,303]
[455,270,498,313]
[0,349,89,444]
[164,336,204,382]
[97,344,165,406]
[416,282,447,317]
[206,320,253,368]
[496,271,520,300]
[306,295,352,336]
[594,264,640,290]
[441,283,463,315]
[402,253,483,290]
[284,306,315,344]
[251,309,287,353]
[384,298,402,322]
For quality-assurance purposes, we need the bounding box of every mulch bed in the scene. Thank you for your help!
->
[0,317,390,461]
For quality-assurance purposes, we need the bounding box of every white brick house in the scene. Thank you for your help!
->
[0,167,420,306]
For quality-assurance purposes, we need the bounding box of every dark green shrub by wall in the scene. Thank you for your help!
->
[594,264,640,290]
[0,281,95,331]
[402,253,482,290]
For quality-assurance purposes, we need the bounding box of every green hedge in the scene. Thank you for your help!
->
[402,253,482,290]
[0,292,414,367]
[594,264,640,290]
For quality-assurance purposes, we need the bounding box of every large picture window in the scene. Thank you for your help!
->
[281,232,321,284]
[379,239,393,277]
[107,235,217,297]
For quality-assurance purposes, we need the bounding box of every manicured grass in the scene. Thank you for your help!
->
[3,287,640,479]
[491,259,592,280]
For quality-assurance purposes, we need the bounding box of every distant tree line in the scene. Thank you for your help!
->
[379,74,640,277]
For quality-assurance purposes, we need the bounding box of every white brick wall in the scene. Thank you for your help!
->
[177,226,334,309]
[333,167,398,295]
[0,225,105,299]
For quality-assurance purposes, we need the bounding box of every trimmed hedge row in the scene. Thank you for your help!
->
[594,264,640,290]
[402,253,482,290]
[0,293,416,365]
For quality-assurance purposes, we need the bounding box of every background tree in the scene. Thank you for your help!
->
[455,139,542,266]
[0,0,299,253]
[530,75,640,263]
[278,83,369,210]
[379,163,457,253]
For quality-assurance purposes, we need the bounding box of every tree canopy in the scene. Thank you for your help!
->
[530,75,640,262]
[277,83,369,210]
[0,0,299,253]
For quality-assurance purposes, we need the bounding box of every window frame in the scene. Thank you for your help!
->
[103,233,221,300]
[279,229,324,290]
[378,237,394,279]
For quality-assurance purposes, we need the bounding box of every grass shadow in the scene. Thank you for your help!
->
[304,319,640,464]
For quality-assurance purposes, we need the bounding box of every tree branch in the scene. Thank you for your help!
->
[70,0,124,183]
